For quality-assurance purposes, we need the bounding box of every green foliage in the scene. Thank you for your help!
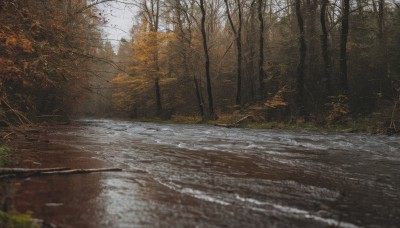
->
[0,211,39,228]
[0,145,13,167]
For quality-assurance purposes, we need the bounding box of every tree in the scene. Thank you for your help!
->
[257,0,266,101]
[295,0,307,117]
[320,0,332,96]
[243,0,257,102]
[125,15,172,117]
[137,0,163,116]
[339,0,350,95]
[199,0,216,119]
[224,0,243,106]
[170,0,205,117]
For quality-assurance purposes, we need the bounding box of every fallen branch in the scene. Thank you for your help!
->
[0,167,69,174]
[0,97,32,125]
[215,115,255,128]
[0,167,122,178]
[1,131,15,139]
[40,167,123,175]
[36,115,64,118]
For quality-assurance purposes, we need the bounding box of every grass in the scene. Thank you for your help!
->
[0,145,39,228]
[0,144,14,167]
[0,211,39,228]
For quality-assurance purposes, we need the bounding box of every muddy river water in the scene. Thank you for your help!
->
[2,119,400,227]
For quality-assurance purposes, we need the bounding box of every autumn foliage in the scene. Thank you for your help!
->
[0,0,105,125]
[1,0,399,129]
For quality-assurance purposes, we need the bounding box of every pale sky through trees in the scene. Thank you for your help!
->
[97,1,135,48]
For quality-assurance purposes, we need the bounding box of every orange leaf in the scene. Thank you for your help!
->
[5,37,17,47]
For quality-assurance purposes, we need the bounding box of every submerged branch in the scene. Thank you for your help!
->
[0,167,69,174]
[0,167,123,178]
[40,167,123,175]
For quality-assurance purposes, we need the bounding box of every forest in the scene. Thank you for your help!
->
[1,0,400,132]
[1,1,400,227]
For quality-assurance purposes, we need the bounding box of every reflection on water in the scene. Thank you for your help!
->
[3,119,400,227]
[14,175,104,227]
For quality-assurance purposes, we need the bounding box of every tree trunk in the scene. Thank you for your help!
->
[339,0,350,95]
[248,0,257,101]
[305,0,318,84]
[295,0,307,116]
[376,0,389,99]
[174,0,205,117]
[257,0,265,101]
[236,0,243,106]
[223,0,243,106]
[147,0,163,117]
[320,0,332,95]
[193,75,205,117]
[378,0,384,39]
[155,77,162,116]
[199,0,216,119]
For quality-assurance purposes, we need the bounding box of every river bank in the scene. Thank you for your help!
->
[118,114,395,135]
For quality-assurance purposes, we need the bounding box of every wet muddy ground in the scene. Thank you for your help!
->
[2,119,400,227]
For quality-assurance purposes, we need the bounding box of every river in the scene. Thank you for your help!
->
[3,119,400,227]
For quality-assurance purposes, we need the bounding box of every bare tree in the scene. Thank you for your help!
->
[199,0,216,119]
[224,0,243,106]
